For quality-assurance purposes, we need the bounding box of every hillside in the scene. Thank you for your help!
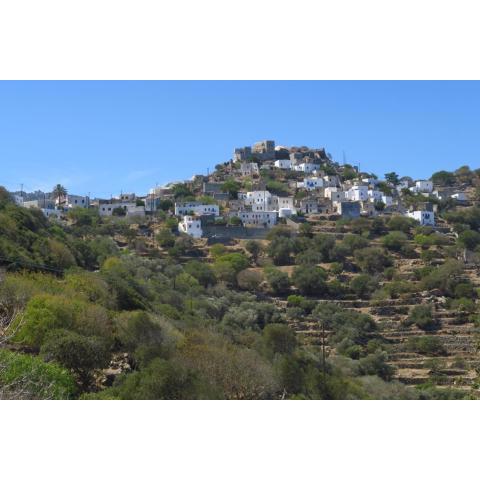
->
[2,161,480,400]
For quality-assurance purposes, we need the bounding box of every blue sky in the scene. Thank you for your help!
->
[1,81,479,197]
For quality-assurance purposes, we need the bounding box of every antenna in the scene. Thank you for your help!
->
[342,151,346,165]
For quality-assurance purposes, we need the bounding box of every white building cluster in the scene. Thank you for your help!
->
[13,140,472,239]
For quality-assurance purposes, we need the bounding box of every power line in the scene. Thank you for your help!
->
[0,256,64,275]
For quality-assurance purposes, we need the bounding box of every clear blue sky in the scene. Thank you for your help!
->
[1,81,479,197]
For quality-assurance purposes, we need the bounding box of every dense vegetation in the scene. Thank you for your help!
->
[2,163,480,400]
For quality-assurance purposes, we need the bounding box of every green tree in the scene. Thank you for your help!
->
[52,184,67,204]
[458,229,480,250]
[431,170,455,186]
[382,231,408,252]
[384,172,399,185]
[184,260,217,287]
[221,179,241,199]
[404,305,437,330]
[354,247,392,273]
[263,323,297,355]
[264,267,291,295]
[41,329,110,383]
[267,236,295,265]
[292,265,327,296]
[350,274,378,298]
[245,240,262,262]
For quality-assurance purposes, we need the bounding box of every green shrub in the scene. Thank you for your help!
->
[14,294,77,348]
[407,336,446,355]
[265,267,291,295]
[354,247,392,273]
[382,231,408,251]
[263,323,297,355]
[0,349,77,399]
[41,329,110,381]
[292,265,328,296]
[404,305,437,330]
[350,274,378,299]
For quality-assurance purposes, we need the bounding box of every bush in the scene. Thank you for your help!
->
[420,260,463,295]
[214,252,249,274]
[181,333,279,399]
[404,305,437,330]
[264,267,291,295]
[341,234,369,255]
[267,236,295,265]
[354,247,392,274]
[14,294,77,348]
[41,329,110,381]
[184,260,216,287]
[156,229,176,248]
[245,240,262,262]
[263,323,297,355]
[104,358,203,400]
[350,274,378,299]
[237,269,263,291]
[382,231,408,251]
[292,265,328,296]
[407,336,446,356]
[387,216,415,233]
[431,170,455,186]
[358,351,395,381]
[114,311,163,354]
[0,349,77,399]
[454,282,476,299]
[458,229,480,250]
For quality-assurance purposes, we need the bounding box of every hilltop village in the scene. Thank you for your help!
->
[3,139,480,400]
[14,140,468,238]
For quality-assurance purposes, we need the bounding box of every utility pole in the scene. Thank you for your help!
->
[321,316,327,395]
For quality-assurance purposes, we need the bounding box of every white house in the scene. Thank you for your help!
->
[271,196,295,212]
[274,159,292,170]
[98,202,145,217]
[362,177,380,187]
[293,163,320,173]
[179,216,203,238]
[324,187,344,203]
[303,177,324,190]
[407,210,435,226]
[345,185,368,202]
[99,203,122,216]
[236,211,277,228]
[240,162,259,176]
[41,208,62,220]
[368,190,383,201]
[24,199,56,210]
[411,180,433,193]
[382,195,393,207]
[125,205,146,217]
[174,202,219,216]
[323,175,341,187]
[451,192,467,201]
[245,191,272,206]
[64,195,90,209]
